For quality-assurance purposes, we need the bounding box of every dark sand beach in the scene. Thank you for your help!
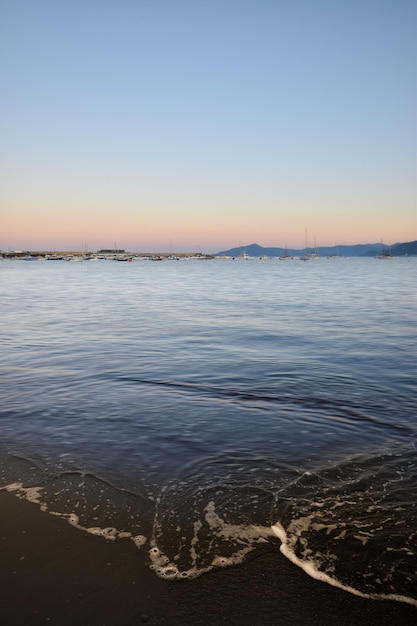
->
[1,491,416,626]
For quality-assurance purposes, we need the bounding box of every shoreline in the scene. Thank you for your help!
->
[1,490,416,625]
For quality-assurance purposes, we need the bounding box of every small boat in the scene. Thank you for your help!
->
[236,251,251,260]
[279,247,292,260]
[300,229,311,261]
[327,244,340,259]
[376,242,393,259]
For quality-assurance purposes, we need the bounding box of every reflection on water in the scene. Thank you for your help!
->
[0,258,416,602]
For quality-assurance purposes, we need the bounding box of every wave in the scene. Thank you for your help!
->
[272,522,417,607]
[107,372,414,437]
[4,480,147,546]
[2,446,417,608]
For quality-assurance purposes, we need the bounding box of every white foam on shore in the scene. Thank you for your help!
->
[271,522,417,607]
[3,482,147,550]
[4,482,416,605]
[149,500,274,580]
[6,482,44,504]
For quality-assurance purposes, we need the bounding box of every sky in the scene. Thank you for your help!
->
[1,0,416,252]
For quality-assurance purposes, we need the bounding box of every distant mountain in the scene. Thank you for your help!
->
[215,241,417,257]
[390,240,417,256]
[216,244,286,257]
[363,240,417,257]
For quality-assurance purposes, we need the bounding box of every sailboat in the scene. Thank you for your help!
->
[279,246,292,260]
[300,228,311,261]
[376,242,393,259]
[310,238,320,259]
[327,244,340,259]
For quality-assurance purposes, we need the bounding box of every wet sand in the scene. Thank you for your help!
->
[1,490,415,625]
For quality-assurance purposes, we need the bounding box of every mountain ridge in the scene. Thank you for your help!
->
[215,241,417,257]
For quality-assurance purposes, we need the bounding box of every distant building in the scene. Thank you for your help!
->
[97,249,126,254]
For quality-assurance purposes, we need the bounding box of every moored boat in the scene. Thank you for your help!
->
[376,242,393,259]
[279,247,293,260]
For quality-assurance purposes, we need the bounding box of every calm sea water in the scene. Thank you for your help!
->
[1,257,416,603]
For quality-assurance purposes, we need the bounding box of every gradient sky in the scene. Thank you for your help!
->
[1,0,416,252]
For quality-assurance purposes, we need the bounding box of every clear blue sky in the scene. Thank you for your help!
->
[1,0,416,251]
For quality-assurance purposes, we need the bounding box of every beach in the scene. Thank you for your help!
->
[1,490,416,626]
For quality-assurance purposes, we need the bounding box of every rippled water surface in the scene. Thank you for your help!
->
[1,257,416,602]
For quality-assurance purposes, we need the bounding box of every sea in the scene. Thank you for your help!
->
[1,256,416,606]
